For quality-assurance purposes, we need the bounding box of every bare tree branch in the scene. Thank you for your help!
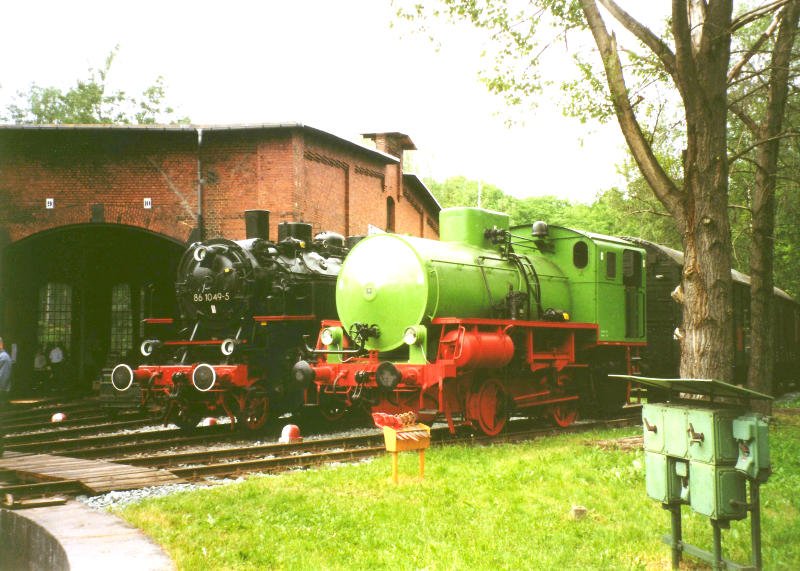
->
[672,0,704,114]
[597,0,679,80]
[731,0,790,32]
[729,131,798,163]
[729,100,760,133]
[728,8,783,83]
[579,0,684,221]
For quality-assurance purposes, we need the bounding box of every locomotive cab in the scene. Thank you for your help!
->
[509,225,647,344]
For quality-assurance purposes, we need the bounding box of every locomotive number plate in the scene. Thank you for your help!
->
[193,292,231,302]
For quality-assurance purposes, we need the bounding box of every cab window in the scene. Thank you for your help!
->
[606,252,617,279]
[623,249,643,287]
[573,242,588,269]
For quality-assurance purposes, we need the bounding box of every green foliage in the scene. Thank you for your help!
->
[426,174,680,247]
[427,170,800,296]
[3,46,188,125]
[119,424,800,570]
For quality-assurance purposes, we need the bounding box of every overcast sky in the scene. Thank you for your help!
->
[0,0,645,203]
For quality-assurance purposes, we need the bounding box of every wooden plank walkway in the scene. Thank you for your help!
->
[0,451,186,494]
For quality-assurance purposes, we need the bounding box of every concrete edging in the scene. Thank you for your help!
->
[1,501,174,570]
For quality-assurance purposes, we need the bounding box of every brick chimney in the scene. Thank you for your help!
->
[362,132,416,201]
[362,132,417,163]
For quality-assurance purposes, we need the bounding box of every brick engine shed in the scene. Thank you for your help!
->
[0,124,440,393]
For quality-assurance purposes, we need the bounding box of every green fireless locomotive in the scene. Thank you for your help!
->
[294,207,647,435]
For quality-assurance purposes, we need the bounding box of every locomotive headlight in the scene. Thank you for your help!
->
[403,325,427,346]
[192,364,217,392]
[111,364,135,392]
[320,326,343,347]
[221,338,237,356]
[192,245,208,262]
[140,339,162,357]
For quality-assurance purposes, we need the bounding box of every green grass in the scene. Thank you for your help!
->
[118,422,800,570]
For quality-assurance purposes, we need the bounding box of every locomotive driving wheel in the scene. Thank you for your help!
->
[173,405,202,431]
[238,387,270,431]
[318,398,348,423]
[550,403,579,427]
[467,379,509,436]
[549,374,579,428]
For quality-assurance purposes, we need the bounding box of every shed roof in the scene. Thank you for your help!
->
[0,122,445,219]
[627,237,795,301]
[0,122,400,164]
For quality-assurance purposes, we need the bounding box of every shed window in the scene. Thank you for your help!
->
[573,241,588,269]
[386,197,396,232]
[606,252,617,279]
[37,283,72,352]
[110,284,133,358]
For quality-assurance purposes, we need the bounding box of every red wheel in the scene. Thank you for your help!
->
[238,389,270,431]
[549,374,579,428]
[550,402,579,427]
[469,379,508,436]
[319,400,348,422]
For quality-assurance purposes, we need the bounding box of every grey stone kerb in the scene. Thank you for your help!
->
[1,501,174,570]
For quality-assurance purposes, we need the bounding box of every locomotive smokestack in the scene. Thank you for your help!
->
[245,210,270,240]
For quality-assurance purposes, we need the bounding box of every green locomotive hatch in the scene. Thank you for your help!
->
[336,234,430,352]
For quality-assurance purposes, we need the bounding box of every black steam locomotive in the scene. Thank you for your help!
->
[102,210,347,430]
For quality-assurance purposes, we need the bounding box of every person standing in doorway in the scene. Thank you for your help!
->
[49,341,65,393]
[33,345,50,392]
[0,337,13,407]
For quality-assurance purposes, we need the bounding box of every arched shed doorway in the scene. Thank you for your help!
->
[1,224,183,395]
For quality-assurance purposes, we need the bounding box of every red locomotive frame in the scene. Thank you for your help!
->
[113,314,318,431]
[304,317,644,435]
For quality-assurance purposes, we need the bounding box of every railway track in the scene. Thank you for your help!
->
[110,415,641,480]
[0,400,103,429]
[145,416,641,480]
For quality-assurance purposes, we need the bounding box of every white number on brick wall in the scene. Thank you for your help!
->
[143,198,152,209]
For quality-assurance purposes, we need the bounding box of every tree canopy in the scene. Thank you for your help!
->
[2,46,188,125]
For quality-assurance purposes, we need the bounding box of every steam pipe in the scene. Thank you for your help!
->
[196,128,205,240]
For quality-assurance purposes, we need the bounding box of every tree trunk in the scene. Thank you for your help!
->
[673,0,735,382]
[580,0,736,382]
[748,159,775,400]
[679,120,734,381]
[746,1,800,406]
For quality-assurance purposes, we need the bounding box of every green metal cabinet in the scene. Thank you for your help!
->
[641,403,664,453]
[688,462,748,520]
[733,413,771,481]
[645,452,688,505]
[686,408,742,465]
[613,376,774,569]
[662,405,689,458]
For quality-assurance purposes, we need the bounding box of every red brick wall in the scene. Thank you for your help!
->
[199,131,260,240]
[302,155,347,235]
[0,131,199,244]
[0,127,440,247]
[350,168,387,235]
